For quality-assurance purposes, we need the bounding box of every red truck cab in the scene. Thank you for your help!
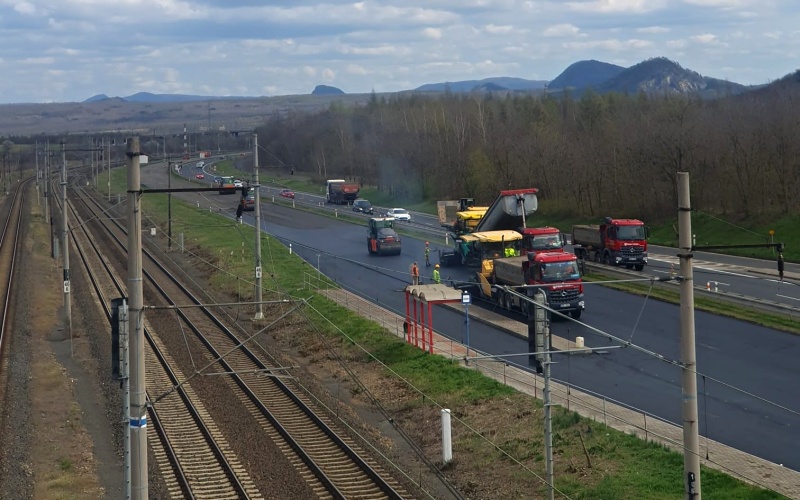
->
[525,251,585,318]
[520,227,566,255]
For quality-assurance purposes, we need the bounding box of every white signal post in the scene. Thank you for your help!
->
[253,133,264,320]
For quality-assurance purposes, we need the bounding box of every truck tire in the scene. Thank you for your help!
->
[603,252,614,266]
[634,264,644,271]
[570,309,582,320]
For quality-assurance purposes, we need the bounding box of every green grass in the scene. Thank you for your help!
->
[99,166,787,499]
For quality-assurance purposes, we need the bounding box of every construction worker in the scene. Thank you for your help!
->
[411,261,420,285]
[424,242,431,267]
[432,263,441,284]
[778,252,785,281]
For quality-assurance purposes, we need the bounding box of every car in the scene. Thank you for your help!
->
[242,194,255,211]
[233,179,243,188]
[195,173,205,179]
[352,199,374,214]
[279,189,295,199]
[385,208,411,221]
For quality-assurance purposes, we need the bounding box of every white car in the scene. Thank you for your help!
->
[385,208,411,221]
[233,180,243,188]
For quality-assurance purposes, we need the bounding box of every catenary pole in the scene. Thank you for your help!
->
[253,133,264,320]
[126,137,148,499]
[678,171,701,499]
[60,142,72,345]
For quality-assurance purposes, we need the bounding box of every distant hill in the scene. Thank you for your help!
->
[415,77,547,93]
[548,60,625,90]
[83,92,259,103]
[593,57,707,94]
[85,94,109,103]
[312,85,345,95]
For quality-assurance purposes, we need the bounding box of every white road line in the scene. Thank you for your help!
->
[777,294,800,302]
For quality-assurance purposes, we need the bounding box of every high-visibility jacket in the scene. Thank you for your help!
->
[411,264,419,277]
[433,269,441,284]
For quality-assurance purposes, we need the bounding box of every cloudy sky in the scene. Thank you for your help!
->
[0,0,797,103]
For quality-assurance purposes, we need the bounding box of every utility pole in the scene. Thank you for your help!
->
[534,290,554,500]
[167,156,172,250]
[677,171,701,499]
[107,137,112,202]
[35,142,40,206]
[60,143,72,345]
[126,137,148,499]
[253,133,264,320]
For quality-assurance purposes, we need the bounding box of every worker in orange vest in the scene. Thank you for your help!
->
[411,261,420,285]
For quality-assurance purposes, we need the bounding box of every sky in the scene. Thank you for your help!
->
[0,0,798,103]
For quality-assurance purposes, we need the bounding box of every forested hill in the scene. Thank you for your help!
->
[255,78,800,221]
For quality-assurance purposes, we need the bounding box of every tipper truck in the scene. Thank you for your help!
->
[437,198,489,234]
[572,217,648,270]
[520,226,566,255]
[326,179,360,205]
[475,251,585,318]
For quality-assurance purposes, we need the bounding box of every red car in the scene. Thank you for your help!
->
[279,189,295,199]
[195,173,205,179]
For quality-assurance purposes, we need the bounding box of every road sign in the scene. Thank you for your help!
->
[64,280,71,293]
[461,291,471,305]
[255,266,262,279]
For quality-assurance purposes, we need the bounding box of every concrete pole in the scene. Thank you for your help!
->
[167,155,172,251]
[108,138,112,202]
[534,290,554,500]
[677,171,701,499]
[126,137,148,499]
[35,142,40,206]
[60,144,72,344]
[253,133,263,320]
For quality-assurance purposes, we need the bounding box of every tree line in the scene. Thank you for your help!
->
[255,81,800,221]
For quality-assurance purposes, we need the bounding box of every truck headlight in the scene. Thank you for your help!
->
[579,301,585,309]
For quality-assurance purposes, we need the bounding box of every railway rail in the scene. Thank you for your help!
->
[67,185,410,499]
[0,179,30,377]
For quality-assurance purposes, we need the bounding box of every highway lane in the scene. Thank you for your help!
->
[146,163,800,469]
[251,203,800,472]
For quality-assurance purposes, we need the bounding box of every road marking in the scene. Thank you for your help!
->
[777,294,800,302]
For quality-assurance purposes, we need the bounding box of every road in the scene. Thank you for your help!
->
[147,161,800,471]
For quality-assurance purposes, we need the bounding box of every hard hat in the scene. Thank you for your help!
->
[435,264,440,268]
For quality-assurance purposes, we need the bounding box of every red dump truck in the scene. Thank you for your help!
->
[572,217,648,270]
[476,251,585,319]
[326,179,360,205]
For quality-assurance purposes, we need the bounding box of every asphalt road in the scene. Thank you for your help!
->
[145,161,800,471]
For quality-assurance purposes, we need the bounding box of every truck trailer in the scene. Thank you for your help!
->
[572,217,648,270]
[326,179,360,205]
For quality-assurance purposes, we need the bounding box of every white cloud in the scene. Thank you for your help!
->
[347,64,368,75]
[636,26,669,34]
[422,27,443,39]
[21,56,55,65]
[692,33,718,43]
[322,68,336,81]
[564,38,653,51]
[484,24,514,35]
[566,0,666,14]
[682,0,750,7]
[543,24,581,37]
[14,2,37,15]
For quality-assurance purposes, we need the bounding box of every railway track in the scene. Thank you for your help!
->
[59,185,257,499]
[0,179,30,372]
[68,186,411,499]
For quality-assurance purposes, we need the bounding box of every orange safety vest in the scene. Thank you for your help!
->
[411,264,419,277]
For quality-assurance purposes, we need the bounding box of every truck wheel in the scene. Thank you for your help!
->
[604,252,614,266]
[570,309,582,320]
[625,264,633,269]
[634,264,644,271]
[377,245,383,256]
